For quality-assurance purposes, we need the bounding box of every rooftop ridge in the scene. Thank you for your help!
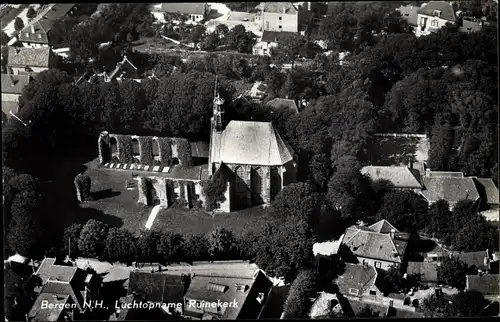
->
[193,274,256,280]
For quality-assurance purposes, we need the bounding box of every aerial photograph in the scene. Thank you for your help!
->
[1,1,499,320]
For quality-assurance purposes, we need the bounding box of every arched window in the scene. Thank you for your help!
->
[251,167,264,205]
[132,138,140,162]
[233,166,248,209]
[152,139,160,161]
[110,137,118,154]
[270,167,281,200]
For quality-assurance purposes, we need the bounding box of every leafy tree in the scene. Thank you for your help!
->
[61,223,83,258]
[74,173,92,202]
[182,234,210,261]
[189,25,206,48]
[274,34,307,70]
[136,230,161,263]
[437,256,469,289]
[14,17,24,32]
[1,31,10,46]
[425,200,452,240]
[453,215,499,252]
[283,270,319,318]
[358,305,381,317]
[105,228,136,263]
[376,190,428,232]
[421,293,458,318]
[158,231,184,264]
[26,7,37,19]
[214,24,229,38]
[428,118,455,171]
[224,24,256,53]
[270,182,321,229]
[453,290,488,317]
[200,32,219,51]
[78,219,109,259]
[207,228,237,259]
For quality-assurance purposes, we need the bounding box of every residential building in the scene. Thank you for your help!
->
[6,46,52,75]
[340,220,411,270]
[465,274,500,302]
[1,73,32,117]
[253,30,296,56]
[88,56,139,84]
[18,4,77,48]
[335,263,383,299]
[456,250,499,273]
[420,175,481,209]
[255,2,299,32]
[416,1,457,37]
[422,242,450,263]
[4,261,34,321]
[360,166,423,191]
[27,292,76,321]
[182,271,273,319]
[407,262,439,286]
[473,177,499,208]
[157,3,210,23]
[309,292,343,318]
[397,4,419,31]
[265,98,299,114]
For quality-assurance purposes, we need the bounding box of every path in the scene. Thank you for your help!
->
[145,204,164,230]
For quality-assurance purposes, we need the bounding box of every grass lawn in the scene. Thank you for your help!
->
[152,205,271,237]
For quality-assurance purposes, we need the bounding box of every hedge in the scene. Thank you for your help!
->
[115,134,133,164]
[74,174,92,202]
[172,180,188,208]
[202,170,227,211]
[140,177,153,205]
[138,136,154,165]
[156,137,172,167]
[175,138,193,166]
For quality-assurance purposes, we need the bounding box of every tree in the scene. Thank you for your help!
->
[189,25,207,48]
[270,182,321,229]
[275,34,307,70]
[437,256,469,289]
[200,32,219,51]
[421,293,458,318]
[61,224,83,258]
[453,215,499,252]
[14,17,24,32]
[135,230,161,263]
[1,31,10,46]
[215,24,229,39]
[74,173,92,202]
[182,234,210,261]
[381,265,404,294]
[105,228,136,263]
[126,32,134,43]
[224,24,256,53]
[158,232,184,264]
[453,290,488,317]
[283,270,319,318]
[376,190,428,232]
[78,219,109,259]
[358,305,381,317]
[428,118,455,171]
[207,228,237,259]
[425,200,452,240]
[201,170,228,211]
[26,7,37,19]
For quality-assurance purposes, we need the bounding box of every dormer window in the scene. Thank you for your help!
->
[37,34,42,39]
[24,33,30,38]
[433,10,441,17]
[256,292,265,304]
[349,288,359,296]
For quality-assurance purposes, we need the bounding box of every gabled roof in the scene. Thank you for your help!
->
[160,3,207,15]
[266,98,299,114]
[127,272,186,304]
[27,292,70,321]
[368,219,397,234]
[407,262,439,283]
[184,271,272,320]
[210,120,295,166]
[1,101,19,117]
[335,263,378,297]
[256,2,299,14]
[261,30,296,43]
[417,1,456,21]
[190,141,209,158]
[19,4,76,44]
[426,171,464,178]
[35,258,79,285]
[107,56,138,81]
[397,5,419,26]
[41,280,85,312]
[466,274,500,295]
[7,46,51,68]
[460,18,484,33]
[457,251,491,271]
[361,166,422,189]
[341,224,409,263]
[473,178,499,205]
[1,74,31,95]
[421,176,480,204]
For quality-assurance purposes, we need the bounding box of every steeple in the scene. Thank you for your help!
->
[213,75,225,132]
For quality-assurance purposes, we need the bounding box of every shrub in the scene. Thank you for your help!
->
[138,136,153,165]
[140,177,153,205]
[74,174,92,202]
[283,270,319,318]
[117,135,133,164]
[14,17,24,31]
[78,219,109,259]
[26,7,37,19]
[175,138,193,166]
[201,171,227,211]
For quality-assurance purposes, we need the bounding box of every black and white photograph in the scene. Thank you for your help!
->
[1,1,499,320]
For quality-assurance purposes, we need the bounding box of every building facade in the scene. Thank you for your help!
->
[415,1,457,37]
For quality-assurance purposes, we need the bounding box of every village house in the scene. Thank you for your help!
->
[335,263,384,299]
[1,73,32,118]
[18,4,77,48]
[406,261,439,287]
[253,30,296,56]
[456,250,499,274]
[26,258,101,321]
[397,4,419,32]
[472,177,499,209]
[155,3,210,24]
[340,220,411,270]
[265,97,299,114]
[415,1,457,37]
[255,2,299,32]
[89,56,139,84]
[182,270,273,320]
[465,274,500,303]
[360,166,423,191]
[309,292,343,318]
[6,46,52,75]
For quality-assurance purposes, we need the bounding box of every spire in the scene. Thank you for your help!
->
[213,76,225,132]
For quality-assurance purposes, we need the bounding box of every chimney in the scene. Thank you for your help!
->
[390,229,395,239]
[493,253,498,262]
[307,2,311,11]
[408,160,413,169]
[30,25,35,33]
[283,7,287,14]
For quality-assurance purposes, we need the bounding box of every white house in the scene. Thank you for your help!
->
[415,1,457,37]
[253,30,296,56]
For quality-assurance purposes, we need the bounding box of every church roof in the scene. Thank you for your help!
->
[210,120,294,166]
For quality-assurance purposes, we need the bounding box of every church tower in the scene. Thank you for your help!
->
[212,76,225,132]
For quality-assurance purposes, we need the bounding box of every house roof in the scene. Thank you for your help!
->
[256,2,298,14]
[426,171,464,178]
[190,141,209,158]
[368,219,397,234]
[457,251,491,271]
[313,235,344,256]
[184,271,272,320]
[421,176,480,204]
[310,292,341,318]
[473,178,499,205]
[361,166,422,189]
[261,30,297,43]
[342,224,409,263]
[466,274,500,295]
[18,4,76,44]
[35,258,79,285]
[108,56,138,81]
[210,120,295,166]
[335,263,378,297]
[28,292,70,321]
[417,1,456,21]
[160,3,207,15]
[397,5,419,26]
[266,98,299,114]
[7,46,51,68]
[459,18,484,33]
[407,262,439,283]
[1,74,31,95]
[127,272,186,303]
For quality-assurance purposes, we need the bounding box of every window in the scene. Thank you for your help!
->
[279,25,282,29]
[420,17,427,26]
[431,20,438,27]
[25,33,30,38]
[369,290,377,296]
[37,34,42,39]
[349,288,359,296]
[375,262,382,268]
[279,16,282,20]
[362,259,368,265]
